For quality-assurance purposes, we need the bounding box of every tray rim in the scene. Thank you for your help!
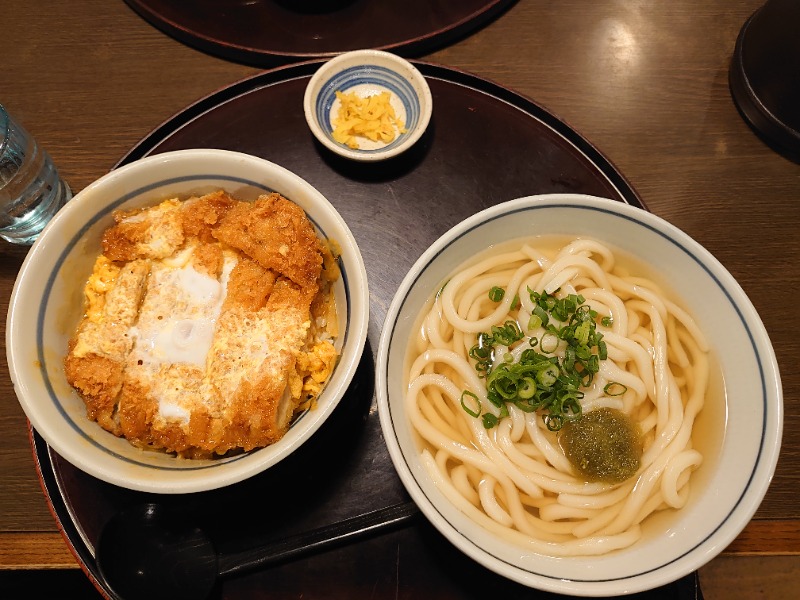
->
[122,0,520,67]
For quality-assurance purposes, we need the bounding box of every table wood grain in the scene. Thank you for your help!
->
[1,0,798,597]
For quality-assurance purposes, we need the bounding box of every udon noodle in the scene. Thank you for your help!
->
[405,237,709,556]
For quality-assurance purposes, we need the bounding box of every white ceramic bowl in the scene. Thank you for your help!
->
[303,49,432,161]
[376,194,782,596]
[7,148,369,494]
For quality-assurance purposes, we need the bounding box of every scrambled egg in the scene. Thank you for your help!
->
[85,256,120,323]
[65,191,339,458]
[291,342,339,411]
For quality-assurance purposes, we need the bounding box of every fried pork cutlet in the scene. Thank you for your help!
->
[64,191,339,458]
[213,192,324,290]
[64,259,150,434]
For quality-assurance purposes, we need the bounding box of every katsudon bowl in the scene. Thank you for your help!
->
[7,148,369,494]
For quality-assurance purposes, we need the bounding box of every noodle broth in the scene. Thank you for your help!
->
[402,235,726,557]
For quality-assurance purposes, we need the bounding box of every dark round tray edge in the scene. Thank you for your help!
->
[122,0,520,67]
[29,425,111,600]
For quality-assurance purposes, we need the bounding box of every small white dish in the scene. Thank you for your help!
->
[376,194,783,596]
[303,49,432,161]
[7,149,370,494]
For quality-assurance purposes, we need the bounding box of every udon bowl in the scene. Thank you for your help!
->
[7,148,369,494]
[376,194,782,596]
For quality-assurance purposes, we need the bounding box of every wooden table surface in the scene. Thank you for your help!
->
[1,0,798,598]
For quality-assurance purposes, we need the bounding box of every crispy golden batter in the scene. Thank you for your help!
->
[213,193,323,290]
[64,258,151,434]
[64,191,339,459]
[190,242,224,278]
[102,199,185,261]
[223,258,276,313]
[181,190,238,243]
[64,349,125,435]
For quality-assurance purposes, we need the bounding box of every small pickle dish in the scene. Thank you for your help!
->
[303,49,432,162]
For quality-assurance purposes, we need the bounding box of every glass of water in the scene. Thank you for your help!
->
[0,104,72,245]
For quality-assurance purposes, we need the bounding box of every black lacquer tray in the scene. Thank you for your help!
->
[31,61,705,599]
[123,0,517,66]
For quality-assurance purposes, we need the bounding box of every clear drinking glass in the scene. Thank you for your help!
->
[0,104,72,245]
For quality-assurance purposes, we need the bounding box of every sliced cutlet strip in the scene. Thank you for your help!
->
[64,258,150,434]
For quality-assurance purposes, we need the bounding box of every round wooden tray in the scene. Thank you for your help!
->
[123,0,518,66]
[29,61,706,600]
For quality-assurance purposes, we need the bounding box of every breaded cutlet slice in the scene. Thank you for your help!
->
[205,276,312,452]
[102,198,185,262]
[116,242,230,451]
[180,190,238,244]
[213,193,323,290]
[64,259,150,434]
[118,258,313,457]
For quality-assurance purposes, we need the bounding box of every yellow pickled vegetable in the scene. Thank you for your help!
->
[332,90,407,149]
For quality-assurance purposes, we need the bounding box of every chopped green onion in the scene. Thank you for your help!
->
[532,304,549,328]
[540,332,559,353]
[492,321,523,346]
[536,364,558,387]
[488,286,505,302]
[575,320,591,346]
[518,377,537,399]
[587,355,599,375]
[486,390,503,408]
[511,294,520,310]
[604,382,628,396]
[482,413,499,428]
[601,316,613,327]
[460,390,481,418]
[544,413,564,431]
[462,289,610,431]
[528,314,542,330]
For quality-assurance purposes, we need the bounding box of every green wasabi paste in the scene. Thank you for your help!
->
[559,407,643,483]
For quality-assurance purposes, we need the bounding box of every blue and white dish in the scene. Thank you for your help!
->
[376,194,783,596]
[7,149,370,494]
[304,49,432,161]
